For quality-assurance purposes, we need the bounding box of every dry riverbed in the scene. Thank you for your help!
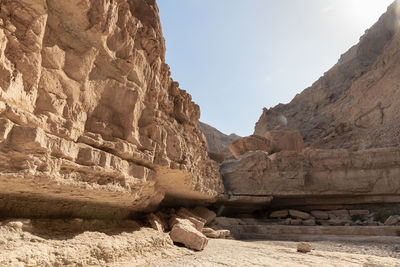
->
[150,239,400,267]
[1,219,400,266]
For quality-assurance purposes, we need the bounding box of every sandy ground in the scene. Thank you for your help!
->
[150,239,400,267]
[2,219,400,266]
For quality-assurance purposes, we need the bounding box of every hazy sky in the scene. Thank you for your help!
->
[158,0,395,136]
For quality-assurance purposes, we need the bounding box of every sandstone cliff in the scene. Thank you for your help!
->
[254,2,400,150]
[198,121,240,163]
[0,0,223,218]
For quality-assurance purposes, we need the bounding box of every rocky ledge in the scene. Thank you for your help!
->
[0,0,223,218]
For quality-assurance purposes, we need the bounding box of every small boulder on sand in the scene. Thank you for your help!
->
[297,243,312,253]
[202,227,230,239]
[169,218,208,251]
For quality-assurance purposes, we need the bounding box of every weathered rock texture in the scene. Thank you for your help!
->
[198,121,240,163]
[0,0,223,218]
[254,2,400,150]
[221,147,400,208]
[264,130,304,153]
[229,135,273,159]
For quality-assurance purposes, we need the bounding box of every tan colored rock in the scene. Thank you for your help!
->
[229,135,274,159]
[289,210,311,220]
[202,228,230,239]
[211,217,244,228]
[147,213,164,232]
[303,219,316,226]
[0,0,223,218]
[221,147,400,207]
[192,207,217,225]
[269,210,289,219]
[311,211,329,220]
[176,208,206,231]
[297,243,312,253]
[329,210,350,220]
[264,130,304,153]
[384,215,400,225]
[198,121,240,162]
[290,219,303,225]
[169,219,208,251]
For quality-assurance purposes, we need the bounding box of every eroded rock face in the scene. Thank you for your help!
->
[0,0,223,218]
[221,147,400,207]
[264,130,304,153]
[229,135,274,159]
[198,121,240,163]
[254,2,400,150]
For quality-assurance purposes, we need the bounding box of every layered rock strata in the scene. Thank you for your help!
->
[0,0,223,218]
[220,147,400,210]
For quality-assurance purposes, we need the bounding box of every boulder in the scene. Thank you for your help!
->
[329,210,350,220]
[297,243,312,253]
[311,211,329,220]
[269,210,289,219]
[303,219,316,226]
[192,207,217,225]
[289,210,311,220]
[229,135,274,159]
[384,215,400,225]
[169,219,208,251]
[264,130,304,153]
[177,208,206,231]
[202,228,230,239]
[290,219,303,225]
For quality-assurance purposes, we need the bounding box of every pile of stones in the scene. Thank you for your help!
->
[147,207,230,251]
[268,209,400,226]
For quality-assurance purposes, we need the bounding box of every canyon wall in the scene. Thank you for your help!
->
[198,121,240,163]
[219,2,400,213]
[254,2,400,150]
[221,147,400,210]
[0,0,223,218]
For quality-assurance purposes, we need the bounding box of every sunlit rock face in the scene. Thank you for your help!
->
[254,2,400,150]
[0,0,223,218]
[197,121,240,163]
[221,148,400,208]
[219,2,400,213]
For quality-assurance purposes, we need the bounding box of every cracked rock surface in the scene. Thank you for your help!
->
[0,0,223,218]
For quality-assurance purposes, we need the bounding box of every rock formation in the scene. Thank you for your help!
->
[0,0,223,218]
[219,2,400,214]
[221,147,400,209]
[198,121,240,163]
[254,2,400,150]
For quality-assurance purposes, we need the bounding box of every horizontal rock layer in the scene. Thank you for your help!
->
[0,0,223,218]
[220,147,400,208]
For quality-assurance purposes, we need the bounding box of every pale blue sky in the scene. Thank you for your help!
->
[158,0,394,136]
